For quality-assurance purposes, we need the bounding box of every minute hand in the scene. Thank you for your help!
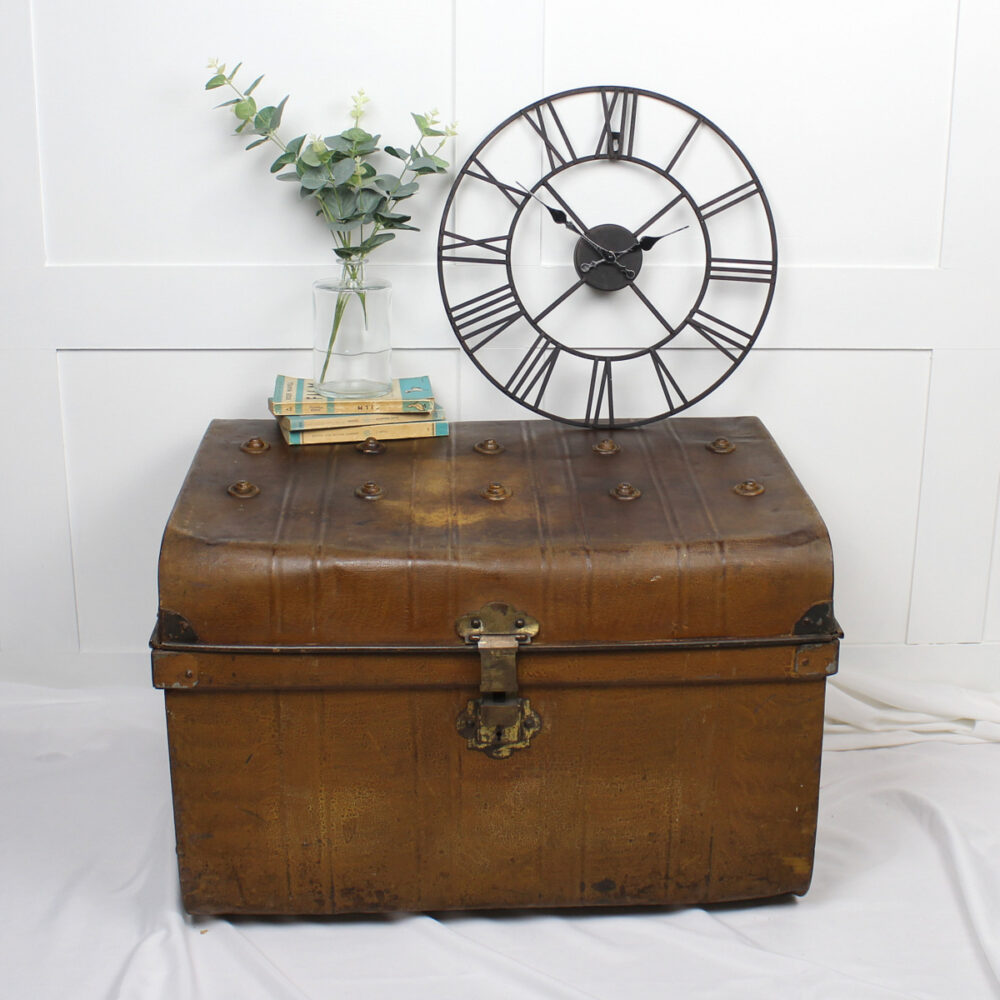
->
[517,184,618,258]
[619,224,689,255]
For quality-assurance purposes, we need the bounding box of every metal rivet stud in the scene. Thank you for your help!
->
[227,480,260,499]
[475,438,505,455]
[355,481,384,501]
[707,437,736,454]
[240,437,271,455]
[734,480,765,497]
[593,438,621,455]
[356,437,386,455]
[611,482,642,501]
[481,482,512,502]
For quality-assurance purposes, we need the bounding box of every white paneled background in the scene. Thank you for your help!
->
[1,0,998,686]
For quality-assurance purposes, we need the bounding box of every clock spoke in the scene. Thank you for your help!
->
[634,193,685,238]
[627,280,677,335]
[665,118,702,174]
[531,276,587,324]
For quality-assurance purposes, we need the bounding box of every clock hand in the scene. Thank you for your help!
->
[580,258,636,280]
[622,225,690,255]
[517,184,618,259]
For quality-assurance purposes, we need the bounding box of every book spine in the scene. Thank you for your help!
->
[284,420,449,445]
[271,398,434,416]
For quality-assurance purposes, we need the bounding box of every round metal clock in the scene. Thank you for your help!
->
[436,85,777,428]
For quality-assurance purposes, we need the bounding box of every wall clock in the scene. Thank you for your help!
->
[436,86,777,428]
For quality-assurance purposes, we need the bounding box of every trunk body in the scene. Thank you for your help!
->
[152,417,839,915]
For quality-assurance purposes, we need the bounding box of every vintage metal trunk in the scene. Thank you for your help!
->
[152,417,840,915]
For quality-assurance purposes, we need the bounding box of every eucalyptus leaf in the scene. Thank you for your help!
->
[356,189,385,214]
[389,181,419,199]
[299,146,322,168]
[324,135,353,154]
[342,127,372,143]
[245,137,267,149]
[286,135,306,156]
[275,171,300,181]
[226,61,242,82]
[271,95,288,131]
[361,232,395,252]
[383,145,406,160]
[327,218,364,233]
[330,157,356,185]
[244,74,264,95]
[234,97,256,120]
[213,98,239,108]
[205,74,227,90]
[334,246,362,260]
[299,167,329,191]
[270,150,295,173]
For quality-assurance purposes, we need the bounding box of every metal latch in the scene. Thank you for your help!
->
[455,602,541,759]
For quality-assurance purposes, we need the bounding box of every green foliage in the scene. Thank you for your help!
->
[203,61,457,264]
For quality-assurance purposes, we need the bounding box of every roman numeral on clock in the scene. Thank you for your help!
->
[450,284,524,351]
[699,180,761,220]
[689,310,752,362]
[650,351,687,412]
[708,257,775,284]
[523,101,577,173]
[439,231,510,265]
[505,335,562,408]
[464,157,529,209]
[596,88,637,160]
[585,359,615,425]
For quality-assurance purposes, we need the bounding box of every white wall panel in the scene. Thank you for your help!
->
[543,0,957,268]
[985,491,1000,643]
[908,349,1000,643]
[942,0,1000,269]
[4,264,453,352]
[31,0,456,265]
[58,348,459,653]
[2,1,43,270]
[0,351,79,656]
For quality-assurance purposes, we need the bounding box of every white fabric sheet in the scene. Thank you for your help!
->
[2,679,999,1000]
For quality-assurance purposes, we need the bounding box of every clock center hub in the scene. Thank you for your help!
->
[573,223,642,291]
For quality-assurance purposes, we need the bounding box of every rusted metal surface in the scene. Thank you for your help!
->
[153,417,840,915]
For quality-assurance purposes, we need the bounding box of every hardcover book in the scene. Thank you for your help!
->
[279,413,449,446]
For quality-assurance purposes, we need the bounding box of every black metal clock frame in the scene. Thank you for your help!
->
[436,85,778,428]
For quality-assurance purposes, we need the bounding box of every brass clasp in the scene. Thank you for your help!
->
[455,603,541,759]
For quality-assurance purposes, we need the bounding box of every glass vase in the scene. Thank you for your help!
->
[312,261,392,398]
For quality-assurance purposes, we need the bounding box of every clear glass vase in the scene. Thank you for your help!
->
[312,261,392,398]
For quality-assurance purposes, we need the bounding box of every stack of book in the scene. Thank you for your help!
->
[268,374,449,445]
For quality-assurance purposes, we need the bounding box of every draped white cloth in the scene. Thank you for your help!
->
[3,677,998,999]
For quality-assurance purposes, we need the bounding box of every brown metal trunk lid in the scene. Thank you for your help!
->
[153,418,838,662]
